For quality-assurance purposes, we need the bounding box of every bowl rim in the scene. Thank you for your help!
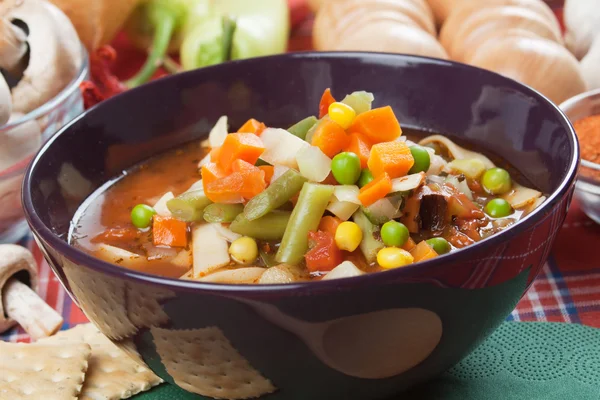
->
[22,51,580,294]
[559,88,600,172]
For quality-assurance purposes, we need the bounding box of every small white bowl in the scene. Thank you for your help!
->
[560,89,600,224]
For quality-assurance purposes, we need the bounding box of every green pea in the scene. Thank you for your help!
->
[426,237,451,255]
[408,145,431,174]
[380,221,409,247]
[331,152,362,185]
[357,168,374,188]
[482,168,512,195]
[131,204,156,229]
[485,198,513,218]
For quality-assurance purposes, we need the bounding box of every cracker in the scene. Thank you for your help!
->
[63,259,137,339]
[151,326,276,399]
[126,282,173,330]
[0,341,91,400]
[42,324,163,400]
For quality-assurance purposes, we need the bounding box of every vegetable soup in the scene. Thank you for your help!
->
[70,89,546,283]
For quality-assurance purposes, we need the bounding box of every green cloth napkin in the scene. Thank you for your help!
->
[135,322,600,399]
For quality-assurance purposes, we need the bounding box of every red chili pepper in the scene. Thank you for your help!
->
[318,88,336,119]
[80,45,127,109]
[305,230,343,273]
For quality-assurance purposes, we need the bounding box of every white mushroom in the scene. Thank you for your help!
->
[0,244,63,339]
[0,74,11,125]
[1,0,82,114]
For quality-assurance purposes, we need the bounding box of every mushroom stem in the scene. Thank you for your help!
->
[0,18,27,77]
[2,278,63,340]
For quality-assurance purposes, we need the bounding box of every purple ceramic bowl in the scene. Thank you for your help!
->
[23,53,578,399]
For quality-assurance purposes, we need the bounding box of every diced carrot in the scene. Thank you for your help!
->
[205,173,245,204]
[201,162,226,186]
[410,240,438,262]
[232,159,257,173]
[237,118,266,135]
[209,146,221,160]
[345,132,372,168]
[238,168,266,200]
[217,132,265,171]
[305,231,343,273]
[368,141,414,179]
[91,227,140,244]
[205,165,266,203]
[358,173,392,207]
[319,88,336,118]
[153,215,188,247]
[311,119,350,158]
[259,165,274,184]
[402,236,417,252]
[349,106,402,143]
[318,216,342,236]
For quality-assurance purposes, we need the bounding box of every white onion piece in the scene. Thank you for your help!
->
[333,185,361,204]
[96,244,144,269]
[445,175,473,200]
[427,154,447,176]
[208,116,228,148]
[192,223,230,277]
[445,159,486,180]
[144,244,178,261]
[197,153,211,168]
[260,128,309,169]
[327,199,360,221]
[200,267,266,283]
[258,265,295,284]
[153,192,174,217]
[172,249,192,268]
[525,195,546,214]
[503,182,543,209]
[367,198,401,220]
[419,135,495,169]
[259,263,306,284]
[390,172,426,193]
[185,179,204,193]
[322,261,365,281]
[214,223,242,242]
[271,165,290,184]
[296,146,331,182]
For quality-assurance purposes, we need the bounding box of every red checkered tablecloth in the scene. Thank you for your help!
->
[4,0,599,343]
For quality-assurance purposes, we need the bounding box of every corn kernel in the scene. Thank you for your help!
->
[328,102,356,130]
[229,236,258,264]
[334,221,363,252]
[377,247,414,269]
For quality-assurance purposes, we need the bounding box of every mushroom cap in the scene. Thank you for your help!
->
[0,74,11,126]
[0,244,38,334]
[9,0,82,114]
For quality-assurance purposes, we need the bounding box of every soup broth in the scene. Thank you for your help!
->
[70,89,546,284]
